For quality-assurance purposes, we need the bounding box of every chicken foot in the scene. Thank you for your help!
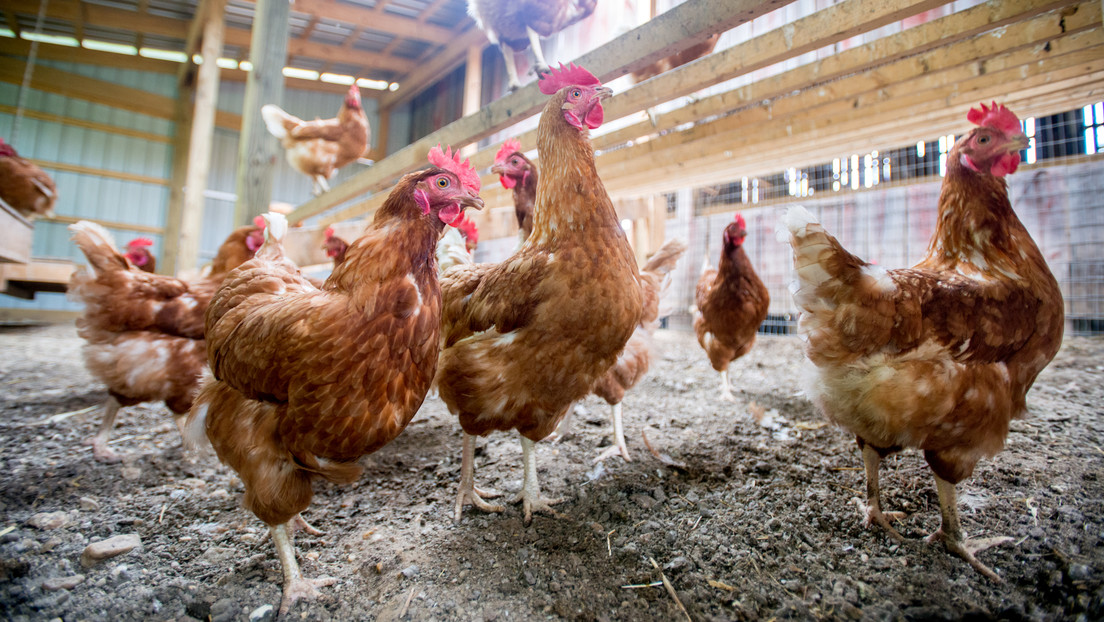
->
[271,521,336,615]
[855,444,905,540]
[84,396,123,463]
[512,436,564,524]
[454,433,505,521]
[291,513,324,537]
[312,175,331,196]
[594,403,632,463]
[925,475,1012,581]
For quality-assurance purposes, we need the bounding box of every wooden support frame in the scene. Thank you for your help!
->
[233,0,292,228]
[175,0,226,276]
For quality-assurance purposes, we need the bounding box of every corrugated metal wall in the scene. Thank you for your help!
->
[1,60,379,314]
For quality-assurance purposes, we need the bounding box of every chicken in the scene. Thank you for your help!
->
[0,137,57,219]
[591,238,686,462]
[124,237,157,273]
[491,137,538,243]
[694,213,770,402]
[184,146,483,614]
[778,102,1063,580]
[468,0,597,90]
[66,221,261,461]
[322,226,349,267]
[262,84,370,195]
[438,63,642,523]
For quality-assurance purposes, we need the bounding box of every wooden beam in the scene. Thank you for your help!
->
[29,159,168,186]
[234,0,292,227]
[373,107,391,161]
[0,37,177,74]
[295,0,797,225]
[286,0,457,43]
[177,0,226,276]
[0,105,169,143]
[162,84,193,275]
[41,215,164,234]
[5,0,415,77]
[379,26,487,110]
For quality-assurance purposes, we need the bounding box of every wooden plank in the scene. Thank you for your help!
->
[177,0,226,275]
[0,105,170,143]
[41,215,165,235]
[28,159,168,186]
[292,0,798,225]
[233,0,292,227]
[0,260,76,299]
[373,107,391,161]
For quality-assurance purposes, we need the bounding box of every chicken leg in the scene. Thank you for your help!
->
[854,443,906,540]
[512,436,564,524]
[718,369,737,402]
[500,44,522,91]
[271,521,336,615]
[84,396,123,463]
[453,432,505,521]
[925,475,1012,581]
[526,27,550,76]
[594,403,631,463]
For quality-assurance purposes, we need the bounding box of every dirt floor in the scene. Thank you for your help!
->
[0,322,1101,622]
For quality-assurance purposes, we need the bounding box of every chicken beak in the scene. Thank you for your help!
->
[1012,133,1030,152]
[490,163,505,176]
[458,194,485,211]
[595,86,613,100]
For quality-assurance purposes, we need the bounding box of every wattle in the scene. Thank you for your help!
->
[500,175,516,189]
[584,103,604,129]
[991,152,1021,177]
[438,202,462,225]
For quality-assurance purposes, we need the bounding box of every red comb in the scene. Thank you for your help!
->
[253,215,266,228]
[324,226,334,238]
[428,144,480,193]
[539,63,601,95]
[495,138,522,165]
[734,213,746,229]
[967,102,1022,135]
[128,237,154,248]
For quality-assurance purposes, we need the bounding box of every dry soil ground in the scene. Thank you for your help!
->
[0,322,1101,621]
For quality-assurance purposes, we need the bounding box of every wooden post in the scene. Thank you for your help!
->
[233,0,291,227]
[460,44,482,157]
[374,106,391,160]
[162,86,193,275]
[177,0,225,276]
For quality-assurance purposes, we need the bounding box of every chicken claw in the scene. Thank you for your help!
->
[454,433,505,521]
[512,437,564,524]
[85,397,124,463]
[927,475,1013,581]
[271,522,335,615]
[291,513,324,537]
[853,497,906,541]
[593,403,631,463]
[718,370,737,403]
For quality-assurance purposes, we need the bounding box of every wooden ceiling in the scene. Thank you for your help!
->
[1,0,476,96]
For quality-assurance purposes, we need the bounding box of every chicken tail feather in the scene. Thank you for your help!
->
[261,104,292,140]
[182,370,216,453]
[68,220,130,278]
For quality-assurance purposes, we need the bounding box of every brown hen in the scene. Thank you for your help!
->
[779,102,1064,579]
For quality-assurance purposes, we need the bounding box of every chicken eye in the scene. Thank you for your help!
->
[977,135,991,144]
[571,89,582,98]
[436,177,449,188]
